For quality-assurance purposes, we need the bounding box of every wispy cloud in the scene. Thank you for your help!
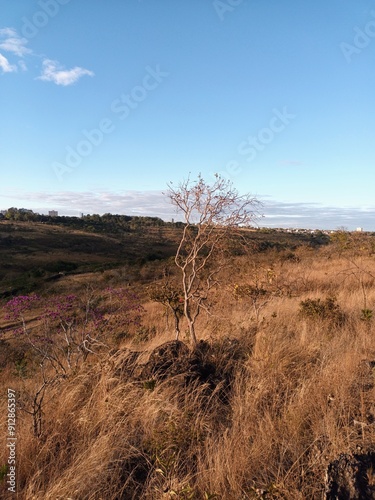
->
[18,60,27,71]
[0,26,94,86]
[0,27,31,57]
[0,53,17,73]
[0,27,29,73]
[1,190,375,230]
[37,58,94,86]
[0,190,172,219]
[261,199,375,229]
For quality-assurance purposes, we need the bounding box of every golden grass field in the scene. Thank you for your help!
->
[1,225,375,499]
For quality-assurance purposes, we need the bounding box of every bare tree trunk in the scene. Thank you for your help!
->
[186,315,197,347]
[184,299,197,347]
[174,314,180,340]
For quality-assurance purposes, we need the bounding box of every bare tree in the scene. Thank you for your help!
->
[166,174,262,347]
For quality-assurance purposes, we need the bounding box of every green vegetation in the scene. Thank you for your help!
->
[0,207,180,233]
[299,296,345,324]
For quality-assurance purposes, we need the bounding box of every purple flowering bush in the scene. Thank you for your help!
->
[4,288,144,376]
[3,288,144,437]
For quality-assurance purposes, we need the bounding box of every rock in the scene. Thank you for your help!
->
[140,340,190,380]
[325,451,375,499]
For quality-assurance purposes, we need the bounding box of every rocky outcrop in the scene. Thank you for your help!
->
[325,451,375,499]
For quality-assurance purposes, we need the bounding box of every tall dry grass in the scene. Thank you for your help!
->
[1,243,375,498]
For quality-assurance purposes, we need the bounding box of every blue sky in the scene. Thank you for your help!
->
[1,0,375,229]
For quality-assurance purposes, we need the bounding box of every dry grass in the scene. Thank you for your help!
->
[2,241,375,498]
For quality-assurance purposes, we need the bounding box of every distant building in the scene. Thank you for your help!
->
[356,227,363,232]
[49,210,58,217]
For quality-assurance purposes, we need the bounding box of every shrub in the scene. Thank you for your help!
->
[361,308,373,322]
[299,296,345,325]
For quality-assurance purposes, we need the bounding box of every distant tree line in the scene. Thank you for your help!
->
[0,208,184,233]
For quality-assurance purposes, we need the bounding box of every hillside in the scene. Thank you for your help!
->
[2,221,375,498]
[0,220,181,298]
[0,219,328,298]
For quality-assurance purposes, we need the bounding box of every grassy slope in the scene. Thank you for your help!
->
[0,220,324,298]
[3,222,375,498]
[0,221,181,297]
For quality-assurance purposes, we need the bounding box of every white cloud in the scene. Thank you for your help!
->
[18,60,27,71]
[0,27,31,57]
[2,190,375,230]
[0,27,94,86]
[0,28,15,37]
[37,59,94,86]
[0,53,16,73]
[0,190,173,219]
[260,199,372,229]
